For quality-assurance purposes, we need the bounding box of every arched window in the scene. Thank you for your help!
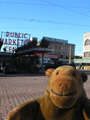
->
[84,39,90,46]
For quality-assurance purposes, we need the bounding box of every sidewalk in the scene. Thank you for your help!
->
[0,71,90,120]
[0,74,47,120]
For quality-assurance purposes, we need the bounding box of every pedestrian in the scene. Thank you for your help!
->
[2,61,6,74]
[69,61,76,68]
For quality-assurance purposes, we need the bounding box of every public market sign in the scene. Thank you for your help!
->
[1,31,30,53]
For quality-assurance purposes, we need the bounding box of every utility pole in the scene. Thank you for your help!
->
[69,45,71,63]
[41,53,44,72]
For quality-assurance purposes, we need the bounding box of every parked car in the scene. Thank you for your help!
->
[40,62,54,70]
[5,64,17,74]
[45,61,68,70]
[44,62,54,70]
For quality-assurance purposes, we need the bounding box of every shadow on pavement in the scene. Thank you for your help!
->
[0,69,90,77]
[0,73,46,77]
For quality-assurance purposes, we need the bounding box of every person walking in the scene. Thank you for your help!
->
[2,61,6,74]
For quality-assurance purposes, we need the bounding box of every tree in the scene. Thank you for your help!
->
[40,38,49,48]
[3,47,6,52]
[32,39,37,47]
[28,39,37,48]
[0,41,3,50]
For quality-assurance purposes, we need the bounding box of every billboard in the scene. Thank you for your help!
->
[1,31,30,53]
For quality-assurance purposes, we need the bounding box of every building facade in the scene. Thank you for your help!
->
[42,37,75,61]
[83,32,90,57]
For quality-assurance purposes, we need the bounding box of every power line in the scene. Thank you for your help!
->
[1,1,90,18]
[0,1,90,9]
[0,16,90,27]
[62,6,90,9]
[0,1,51,6]
[41,0,90,18]
[0,1,90,10]
[1,27,88,29]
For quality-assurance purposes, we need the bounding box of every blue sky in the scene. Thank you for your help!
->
[0,0,90,55]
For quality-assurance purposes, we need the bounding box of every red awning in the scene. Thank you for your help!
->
[36,53,58,58]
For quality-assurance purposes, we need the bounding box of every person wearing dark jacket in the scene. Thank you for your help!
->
[2,61,6,74]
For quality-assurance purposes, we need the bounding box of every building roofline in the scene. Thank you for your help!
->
[43,36,68,41]
[42,36,75,46]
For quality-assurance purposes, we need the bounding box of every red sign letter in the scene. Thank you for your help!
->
[13,39,17,45]
[24,33,28,39]
[6,32,10,37]
[9,39,12,45]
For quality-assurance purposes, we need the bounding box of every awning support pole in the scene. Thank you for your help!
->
[41,53,44,72]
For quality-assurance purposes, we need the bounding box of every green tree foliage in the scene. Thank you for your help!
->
[16,40,37,52]
[16,38,50,53]
[40,38,49,48]
[32,39,37,47]
[0,41,3,50]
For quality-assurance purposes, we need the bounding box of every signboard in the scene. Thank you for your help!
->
[1,31,30,53]
[36,53,58,58]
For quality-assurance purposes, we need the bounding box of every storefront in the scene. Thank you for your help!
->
[13,48,52,73]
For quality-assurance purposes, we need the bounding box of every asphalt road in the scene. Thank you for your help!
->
[0,70,90,120]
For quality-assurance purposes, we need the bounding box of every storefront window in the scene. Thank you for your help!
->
[55,45,57,49]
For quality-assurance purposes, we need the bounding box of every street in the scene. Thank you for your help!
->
[0,70,90,120]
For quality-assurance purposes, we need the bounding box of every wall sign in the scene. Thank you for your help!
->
[1,31,30,53]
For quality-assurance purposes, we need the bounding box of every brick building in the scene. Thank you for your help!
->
[41,37,75,62]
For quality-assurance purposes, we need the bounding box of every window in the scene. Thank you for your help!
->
[63,46,66,50]
[84,52,89,57]
[49,46,52,49]
[55,45,57,49]
[61,55,63,58]
[59,46,61,50]
[61,46,63,50]
[66,56,68,59]
[84,39,90,46]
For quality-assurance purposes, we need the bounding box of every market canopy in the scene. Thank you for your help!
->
[14,48,52,55]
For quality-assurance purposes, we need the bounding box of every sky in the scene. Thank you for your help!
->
[0,0,90,55]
